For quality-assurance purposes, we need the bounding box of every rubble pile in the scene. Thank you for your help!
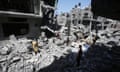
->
[96,29,120,46]
[40,27,119,72]
[0,25,120,72]
[0,34,73,72]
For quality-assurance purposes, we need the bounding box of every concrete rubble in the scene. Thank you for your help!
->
[0,23,119,72]
[0,2,120,72]
[0,33,72,72]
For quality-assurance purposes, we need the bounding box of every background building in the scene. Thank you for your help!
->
[57,3,120,36]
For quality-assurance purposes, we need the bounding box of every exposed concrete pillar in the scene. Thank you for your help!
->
[0,17,4,39]
[66,13,71,45]
[80,15,83,24]
[34,0,41,15]
[89,15,93,41]
[0,23,3,39]
[102,19,105,30]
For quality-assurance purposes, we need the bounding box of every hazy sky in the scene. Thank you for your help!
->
[56,0,91,14]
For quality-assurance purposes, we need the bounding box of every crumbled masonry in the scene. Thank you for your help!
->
[0,26,119,72]
[0,2,120,72]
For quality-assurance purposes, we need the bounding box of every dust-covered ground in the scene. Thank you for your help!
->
[0,28,120,72]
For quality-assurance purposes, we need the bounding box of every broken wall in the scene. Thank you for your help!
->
[0,0,58,39]
[0,17,42,39]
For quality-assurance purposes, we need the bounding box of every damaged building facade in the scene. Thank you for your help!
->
[0,1,119,72]
[57,3,120,36]
[0,0,58,39]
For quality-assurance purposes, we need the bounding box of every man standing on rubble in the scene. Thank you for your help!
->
[77,34,99,65]
[76,45,82,66]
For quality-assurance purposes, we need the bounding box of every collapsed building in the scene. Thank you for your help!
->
[57,3,120,35]
[0,0,58,40]
[0,1,119,72]
[91,0,120,72]
[57,3,120,72]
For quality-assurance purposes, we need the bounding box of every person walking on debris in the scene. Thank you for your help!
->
[75,34,99,66]
[55,32,61,40]
[76,45,82,66]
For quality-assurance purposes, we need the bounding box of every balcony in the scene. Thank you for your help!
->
[0,0,42,18]
[0,11,42,18]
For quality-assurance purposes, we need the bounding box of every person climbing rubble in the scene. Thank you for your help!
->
[40,32,48,43]
[32,40,39,55]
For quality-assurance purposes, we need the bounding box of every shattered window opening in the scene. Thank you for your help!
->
[2,23,29,37]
